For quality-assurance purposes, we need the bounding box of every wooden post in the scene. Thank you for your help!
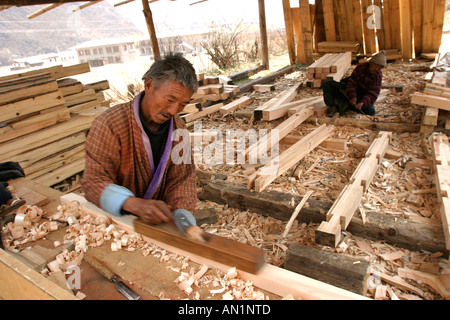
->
[322,0,337,41]
[258,0,269,69]
[299,0,314,65]
[282,0,296,65]
[399,0,413,59]
[142,0,161,60]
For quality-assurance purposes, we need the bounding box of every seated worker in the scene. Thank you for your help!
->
[82,52,198,231]
[322,50,386,117]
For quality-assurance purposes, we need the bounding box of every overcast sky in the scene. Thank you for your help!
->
[109,0,287,33]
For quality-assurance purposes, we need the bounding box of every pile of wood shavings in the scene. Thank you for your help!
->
[197,200,317,267]
[44,201,276,300]
[1,205,59,251]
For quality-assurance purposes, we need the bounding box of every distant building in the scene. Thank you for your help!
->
[10,51,78,71]
[71,37,139,67]
[11,53,59,70]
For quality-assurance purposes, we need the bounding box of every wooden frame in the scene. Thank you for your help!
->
[59,193,368,300]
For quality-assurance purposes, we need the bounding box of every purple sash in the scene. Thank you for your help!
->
[133,92,174,200]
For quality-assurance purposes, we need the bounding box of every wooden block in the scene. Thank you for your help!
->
[253,84,275,92]
[83,80,110,92]
[423,107,439,126]
[411,92,450,111]
[12,186,49,207]
[220,96,253,114]
[285,243,370,295]
[325,184,364,229]
[350,157,379,192]
[134,219,265,274]
[365,131,392,162]
[181,102,224,122]
[315,184,363,247]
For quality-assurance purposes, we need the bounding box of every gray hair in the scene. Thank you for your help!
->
[142,52,198,93]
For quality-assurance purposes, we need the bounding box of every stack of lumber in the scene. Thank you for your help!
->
[431,134,450,251]
[0,63,109,187]
[192,73,239,103]
[306,52,352,88]
[315,131,392,247]
[411,84,450,133]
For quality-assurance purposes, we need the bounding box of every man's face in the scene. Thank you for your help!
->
[142,79,193,127]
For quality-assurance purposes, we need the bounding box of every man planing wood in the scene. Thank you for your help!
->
[82,52,200,236]
[321,51,386,117]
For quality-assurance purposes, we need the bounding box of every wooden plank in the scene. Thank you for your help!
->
[0,90,64,123]
[263,96,321,120]
[181,102,224,122]
[399,0,413,59]
[0,79,58,105]
[134,219,265,274]
[9,132,86,170]
[0,249,78,300]
[0,65,64,82]
[292,7,306,65]
[422,0,435,52]
[64,89,97,108]
[373,0,386,50]
[411,0,423,55]
[254,124,334,192]
[34,156,85,187]
[245,107,315,162]
[431,134,450,250]
[352,0,364,45]
[411,92,450,111]
[0,105,70,143]
[60,193,366,300]
[299,0,314,64]
[26,145,84,179]
[361,0,377,54]
[220,96,253,114]
[431,0,446,52]
[56,62,90,79]
[322,0,337,41]
[282,0,296,65]
[266,82,303,111]
[0,114,96,162]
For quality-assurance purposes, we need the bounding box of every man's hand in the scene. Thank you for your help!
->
[122,197,173,224]
[355,102,364,110]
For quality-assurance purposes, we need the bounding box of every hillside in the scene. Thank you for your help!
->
[0,1,143,66]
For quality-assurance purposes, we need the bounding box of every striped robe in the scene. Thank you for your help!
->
[81,92,197,214]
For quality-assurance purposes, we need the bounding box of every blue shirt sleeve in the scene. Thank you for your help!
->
[99,184,135,216]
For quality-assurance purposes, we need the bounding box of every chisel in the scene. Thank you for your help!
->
[84,254,140,300]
